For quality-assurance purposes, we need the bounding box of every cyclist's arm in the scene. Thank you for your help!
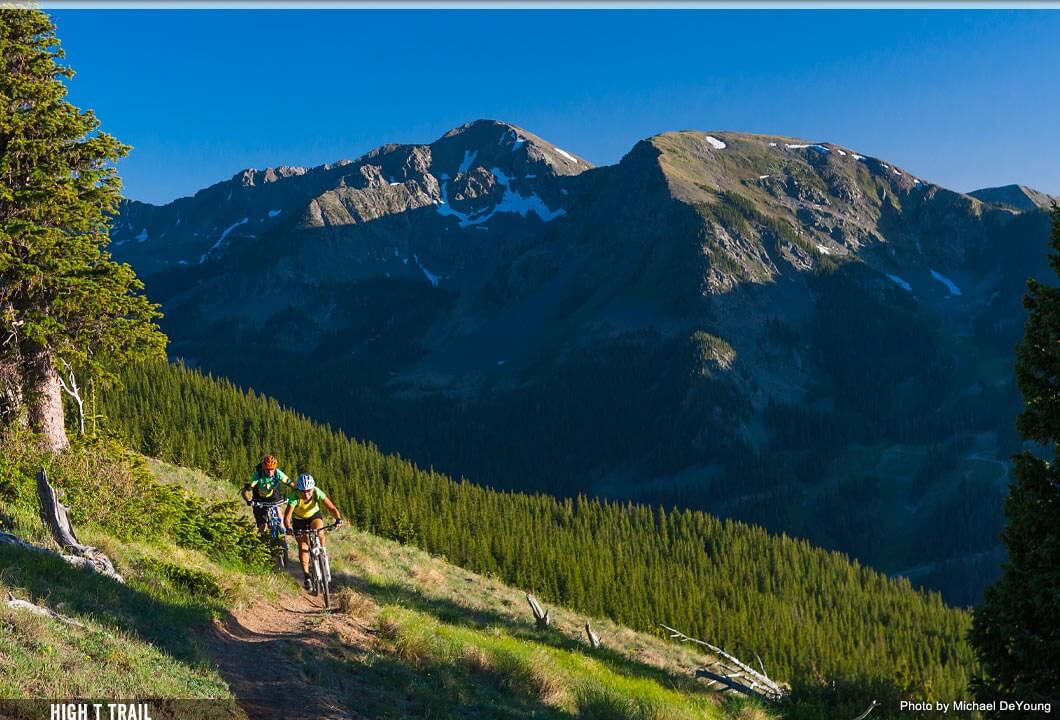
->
[283,502,295,529]
[243,472,261,499]
[322,495,342,522]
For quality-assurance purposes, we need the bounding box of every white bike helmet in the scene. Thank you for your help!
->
[296,473,316,491]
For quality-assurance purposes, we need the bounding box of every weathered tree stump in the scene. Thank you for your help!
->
[526,593,550,628]
[585,622,602,649]
[35,469,123,582]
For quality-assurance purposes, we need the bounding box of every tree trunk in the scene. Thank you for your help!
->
[0,352,25,427]
[23,342,69,452]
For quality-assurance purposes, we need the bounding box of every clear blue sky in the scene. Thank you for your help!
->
[49,9,1060,205]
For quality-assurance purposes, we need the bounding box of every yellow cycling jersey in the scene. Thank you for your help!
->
[287,487,328,519]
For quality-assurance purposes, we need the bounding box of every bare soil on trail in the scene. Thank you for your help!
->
[204,587,372,720]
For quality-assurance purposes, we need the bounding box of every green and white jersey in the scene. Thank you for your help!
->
[247,468,291,500]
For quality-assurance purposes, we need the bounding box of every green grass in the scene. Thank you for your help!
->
[0,539,235,701]
[1,441,774,718]
[374,605,743,719]
[0,599,231,700]
[157,459,777,719]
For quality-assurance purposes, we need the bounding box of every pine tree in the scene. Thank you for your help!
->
[970,206,1060,708]
[0,9,165,450]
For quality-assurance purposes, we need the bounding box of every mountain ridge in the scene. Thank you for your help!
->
[109,119,1052,606]
[968,183,1057,211]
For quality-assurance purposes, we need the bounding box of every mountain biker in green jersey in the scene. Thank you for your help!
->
[284,473,343,590]
[242,454,294,533]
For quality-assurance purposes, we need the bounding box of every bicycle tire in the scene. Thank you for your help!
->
[319,555,330,609]
[322,547,332,584]
[308,538,321,596]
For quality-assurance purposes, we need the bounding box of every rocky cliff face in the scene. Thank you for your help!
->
[111,120,1054,605]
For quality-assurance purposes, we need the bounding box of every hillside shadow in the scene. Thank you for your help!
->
[332,567,710,697]
[0,543,214,665]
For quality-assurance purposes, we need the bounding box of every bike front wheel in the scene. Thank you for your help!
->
[316,554,330,608]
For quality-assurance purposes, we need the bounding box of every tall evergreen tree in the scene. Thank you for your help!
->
[970,206,1060,709]
[0,9,165,449]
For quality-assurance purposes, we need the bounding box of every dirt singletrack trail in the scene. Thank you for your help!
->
[204,585,371,720]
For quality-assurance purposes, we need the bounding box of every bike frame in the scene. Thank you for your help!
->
[252,499,290,567]
[293,522,339,606]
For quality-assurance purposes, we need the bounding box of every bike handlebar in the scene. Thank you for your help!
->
[250,499,288,508]
[291,522,342,537]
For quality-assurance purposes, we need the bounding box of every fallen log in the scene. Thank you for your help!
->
[660,623,786,703]
[5,592,85,627]
[695,668,759,698]
[853,700,879,720]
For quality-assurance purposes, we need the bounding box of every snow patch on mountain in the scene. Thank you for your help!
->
[930,270,962,296]
[459,150,478,174]
[705,136,726,150]
[135,228,149,243]
[501,129,526,151]
[436,168,566,228]
[268,209,282,218]
[419,262,441,287]
[786,143,829,154]
[491,167,510,185]
[554,147,579,163]
[200,217,248,264]
[886,274,912,292]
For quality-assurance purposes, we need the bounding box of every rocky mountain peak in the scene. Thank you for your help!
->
[432,119,592,179]
[969,184,1057,211]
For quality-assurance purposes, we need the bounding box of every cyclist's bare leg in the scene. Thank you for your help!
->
[297,534,311,576]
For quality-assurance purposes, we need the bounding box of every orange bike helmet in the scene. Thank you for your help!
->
[261,454,279,471]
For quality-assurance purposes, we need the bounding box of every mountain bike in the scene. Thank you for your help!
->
[294,522,339,608]
[252,499,290,570]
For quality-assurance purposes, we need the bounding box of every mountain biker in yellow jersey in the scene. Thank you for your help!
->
[284,473,343,590]
[241,454,294,533]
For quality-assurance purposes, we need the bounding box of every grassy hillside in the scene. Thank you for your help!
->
[0,433,771,719]
[95,360,977,710]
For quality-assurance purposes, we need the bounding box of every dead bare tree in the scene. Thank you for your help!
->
[526,593,550,628]
[55,359,85,436]
[36,468,123,582]
[585,622,602,649]
[660,623,786,703]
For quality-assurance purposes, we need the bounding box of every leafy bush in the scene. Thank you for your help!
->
[0,428,270,570]
[134,558,227,600]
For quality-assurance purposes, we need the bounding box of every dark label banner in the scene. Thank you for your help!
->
[0,701,245,720]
